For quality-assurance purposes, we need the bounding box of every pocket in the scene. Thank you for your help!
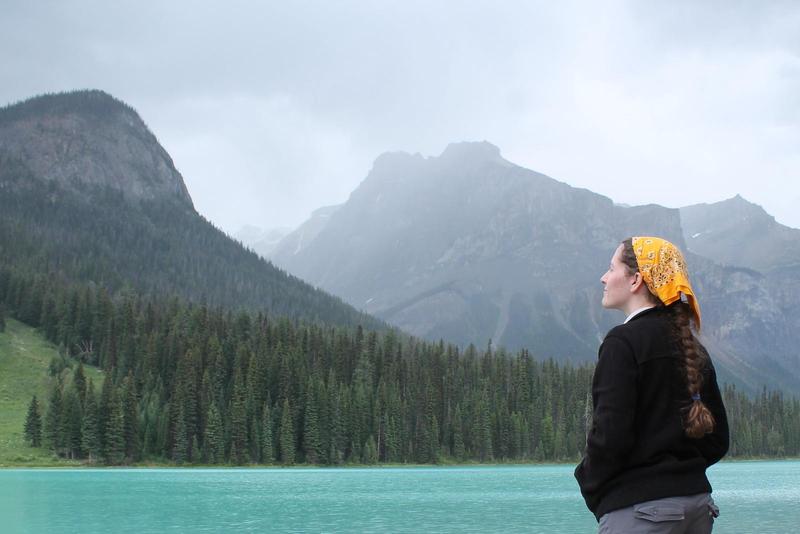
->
[707,496,720,519]
[633,502,685,523]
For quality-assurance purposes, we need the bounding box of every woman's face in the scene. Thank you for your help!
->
[601,244,635,310]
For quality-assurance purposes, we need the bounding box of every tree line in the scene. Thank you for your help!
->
[5,267,800,465]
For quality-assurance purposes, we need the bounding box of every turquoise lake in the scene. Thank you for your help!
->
[0,461,796,533]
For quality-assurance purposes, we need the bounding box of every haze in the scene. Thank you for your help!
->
[2,1,798,234]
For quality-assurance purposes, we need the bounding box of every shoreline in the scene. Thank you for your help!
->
[3,456,799,469]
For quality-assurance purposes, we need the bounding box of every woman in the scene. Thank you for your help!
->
[575,237,729,533]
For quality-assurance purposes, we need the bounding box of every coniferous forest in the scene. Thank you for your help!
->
[5,267,800,466]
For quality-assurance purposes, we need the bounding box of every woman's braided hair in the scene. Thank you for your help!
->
[620,238,715,438]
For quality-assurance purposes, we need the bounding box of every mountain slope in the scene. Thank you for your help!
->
[681,195,800,272]
[272,142,685,359]
[271,142,800,393]
[0,90,385,331]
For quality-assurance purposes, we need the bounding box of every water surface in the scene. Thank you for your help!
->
[0,461,796,533]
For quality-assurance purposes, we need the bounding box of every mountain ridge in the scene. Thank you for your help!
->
[270,141,799,393]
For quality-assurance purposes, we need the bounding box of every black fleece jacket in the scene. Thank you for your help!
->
[575,306,729,520]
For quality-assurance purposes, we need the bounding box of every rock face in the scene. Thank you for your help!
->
[681,197,800,392]
[272,142,684,358]
[0,90,386,332]
[271,142,800,393]
[681,195,800,272]
[0,90,193,207]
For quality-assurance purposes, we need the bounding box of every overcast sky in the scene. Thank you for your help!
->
[2,1,798,234]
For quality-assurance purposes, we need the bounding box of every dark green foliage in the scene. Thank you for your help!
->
[61,388,83,459]
[104,388,125,465]
[122,373,139,461]
[280,398,295,465]
[43,382,63,452]
[24,395,42,447]
[81,380,101,461]
[260,402,274,464]
[303,378,322,464]
[7,269,800,465]
[0,303,6,332]
[0,169,387,340]
[203,402,224,464]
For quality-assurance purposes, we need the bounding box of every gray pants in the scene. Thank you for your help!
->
[598,493,719,534]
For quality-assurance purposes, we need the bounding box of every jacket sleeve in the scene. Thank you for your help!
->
[574,334,638,515]
[694,359,729,466]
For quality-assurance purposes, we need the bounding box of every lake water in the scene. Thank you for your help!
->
[0,461,796,533]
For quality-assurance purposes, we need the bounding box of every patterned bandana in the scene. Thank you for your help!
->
[631,236,702,330]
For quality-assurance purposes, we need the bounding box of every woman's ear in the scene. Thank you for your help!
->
[629,272,645,293]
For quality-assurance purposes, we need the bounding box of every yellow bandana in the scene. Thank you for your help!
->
[631,236,701,330]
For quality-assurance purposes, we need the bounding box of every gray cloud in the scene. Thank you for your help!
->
[2,0,798,233]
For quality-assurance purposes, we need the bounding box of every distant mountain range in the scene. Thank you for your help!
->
[2,90,796,394]
[234,225,293,258]
[267,142,800,393]
[0,90,386,331]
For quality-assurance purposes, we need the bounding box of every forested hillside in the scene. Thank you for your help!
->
[5,270,798,465]
[0,90,385,332]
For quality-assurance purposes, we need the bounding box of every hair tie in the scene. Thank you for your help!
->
[691,393,701,401]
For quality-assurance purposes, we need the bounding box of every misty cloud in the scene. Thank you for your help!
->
[2,0,798,232]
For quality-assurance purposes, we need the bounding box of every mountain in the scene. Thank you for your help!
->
[0,90,385,331]
[270,142,800,393]
[681,195,800,272]
[0,90,192,206]
[271,141,684,359]
[235,225,293,258]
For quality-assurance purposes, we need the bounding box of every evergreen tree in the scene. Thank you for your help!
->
[172,404,188,464]
[452,404,465,460]
[303,380,322,464]
[229,370,248,464]
[280,398,295,465]
[122,373,139,461]
[260,401,274,464]
[72,362,87,406]
[43,382,63,453]
[104,388,125,465]
[62,388,83,459]
[24,395,43,447]
[203,402,224,464]
[81,380,101,461]
[362,435,378,464]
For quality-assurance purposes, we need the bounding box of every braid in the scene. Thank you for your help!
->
[670,302,715,438]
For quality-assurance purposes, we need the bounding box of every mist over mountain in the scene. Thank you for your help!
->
[0,90,386,331]
[235,225,293,258]
[681,195,800,272]
[271,142,800,393]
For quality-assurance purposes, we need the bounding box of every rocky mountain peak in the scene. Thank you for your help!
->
[0,89,193,208]
[438,140,503,163]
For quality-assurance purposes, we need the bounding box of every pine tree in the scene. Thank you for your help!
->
[24,395,43,447]
[43,382,63,453]
[82,380,101,461]
[203,402,224,464]
[73,362,87,405]
[280,398,295,465]
[260,401,274,464]
[229,370,248,464]
[122,373,139,461]
[62,388,83,459]
[303,380,322,464]
[452,404,465,460]
[104,388,125,465]
[362,435,378,464]
[172,404,188,464]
